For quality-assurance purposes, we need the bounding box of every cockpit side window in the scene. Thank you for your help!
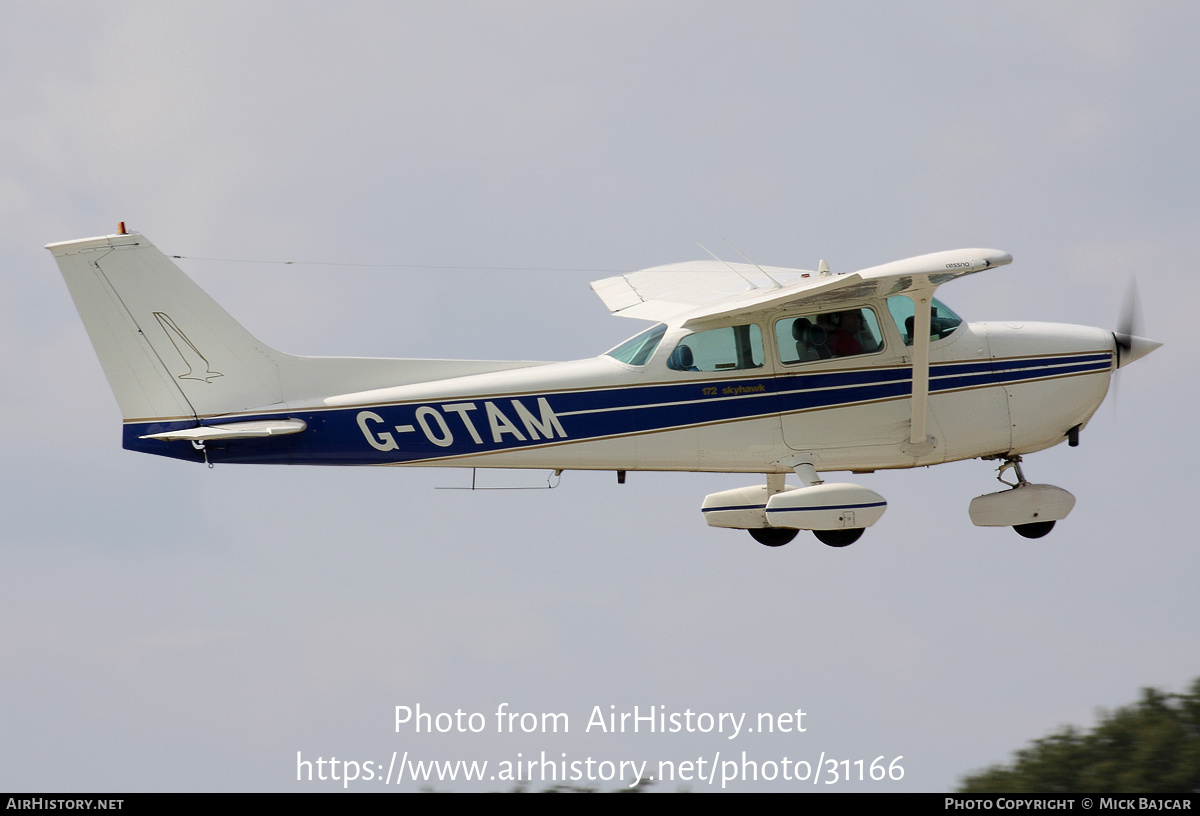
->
[775,308,883,365]
[666,324,764,373]
[886,296,963,346]
[605,323,667,366]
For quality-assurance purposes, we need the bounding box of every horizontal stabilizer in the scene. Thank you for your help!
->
[139,418,307,441]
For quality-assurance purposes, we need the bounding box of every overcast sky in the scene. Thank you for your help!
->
[2,1,1197,792]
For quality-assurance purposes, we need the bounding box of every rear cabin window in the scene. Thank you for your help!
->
[775,308,883,364]
[666,324,764,372]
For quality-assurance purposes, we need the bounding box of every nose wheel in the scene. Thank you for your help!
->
[1013,520,1056,539]
[998,457,1051,539]
[971,455,1074,538]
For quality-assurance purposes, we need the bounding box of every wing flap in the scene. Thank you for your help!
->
[589,275,645,312]
[590,262,812,322]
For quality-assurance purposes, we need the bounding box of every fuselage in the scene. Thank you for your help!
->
[124,314,1116,475]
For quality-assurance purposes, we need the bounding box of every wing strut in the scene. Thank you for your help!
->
[908,286,934,446]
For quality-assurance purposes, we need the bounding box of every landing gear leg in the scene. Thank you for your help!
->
[995,454,1028,489]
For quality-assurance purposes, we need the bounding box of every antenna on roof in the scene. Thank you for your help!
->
[722,237,783,289]
[695,241,760,290]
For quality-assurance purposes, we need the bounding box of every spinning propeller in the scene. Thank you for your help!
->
[1109,279,1162,414]
[1112,279,1162,369]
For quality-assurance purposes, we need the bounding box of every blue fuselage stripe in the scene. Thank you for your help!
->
[123,351,1112,465]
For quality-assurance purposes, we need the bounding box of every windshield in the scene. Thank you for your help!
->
[605,323,667,366]
[887,296,963,345]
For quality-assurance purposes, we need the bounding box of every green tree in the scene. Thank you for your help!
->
[959,678,1200,793]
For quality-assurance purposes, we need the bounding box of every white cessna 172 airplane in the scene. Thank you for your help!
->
[48,227,1160,547]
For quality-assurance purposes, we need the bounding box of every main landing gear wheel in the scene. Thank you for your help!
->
[749,528,799,547]
[813,528,864,547]
[1013,521,1056,539]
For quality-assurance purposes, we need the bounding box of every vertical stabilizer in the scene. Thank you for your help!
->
[47,232,284,421]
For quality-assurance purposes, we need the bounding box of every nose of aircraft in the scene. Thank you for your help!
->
[1113,332,1162,368]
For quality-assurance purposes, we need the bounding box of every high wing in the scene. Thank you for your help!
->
[590,248,1012,328]
[592,247,1013,449]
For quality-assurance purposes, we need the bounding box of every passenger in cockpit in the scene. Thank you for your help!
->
[830,310,864,357]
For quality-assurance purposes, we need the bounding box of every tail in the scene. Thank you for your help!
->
[49,230,551,432]
[48,231,285,422]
